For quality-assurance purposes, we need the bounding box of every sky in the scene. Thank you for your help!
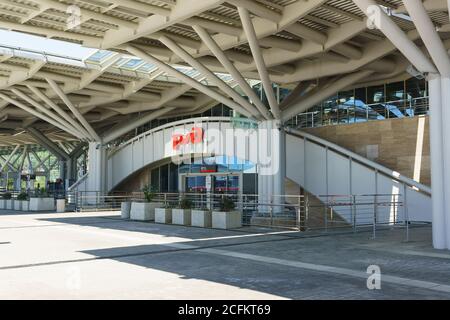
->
[0,29,97,60]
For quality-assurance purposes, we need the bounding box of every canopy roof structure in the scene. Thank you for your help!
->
[0,0,448,146]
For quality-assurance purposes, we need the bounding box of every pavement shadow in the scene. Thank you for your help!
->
[38,214,294,244]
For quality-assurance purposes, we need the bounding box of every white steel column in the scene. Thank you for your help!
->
[440,76,450,248]
[87,142,107,194]
[353,0,448,249]
[428,74,447,249]
[258,120,284,213]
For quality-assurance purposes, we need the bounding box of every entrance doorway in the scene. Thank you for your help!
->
[181,173,242,195]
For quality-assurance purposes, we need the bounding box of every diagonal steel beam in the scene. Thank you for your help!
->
[193,25,272,120]
[46,78,101,141]
[238,7,280,119]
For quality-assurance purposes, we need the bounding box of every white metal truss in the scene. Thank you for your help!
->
[0,0,444,148]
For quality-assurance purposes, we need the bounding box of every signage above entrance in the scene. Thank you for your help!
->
[172,127,204,150]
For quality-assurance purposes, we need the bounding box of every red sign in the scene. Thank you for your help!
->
[172,127,204,150]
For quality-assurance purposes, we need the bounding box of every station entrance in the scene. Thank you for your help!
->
[180,173,242,195]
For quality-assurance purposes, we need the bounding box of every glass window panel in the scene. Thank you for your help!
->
[151,168,160,192]
[169,162,178,192]
[367,85,385,104]
[160,164,168,192]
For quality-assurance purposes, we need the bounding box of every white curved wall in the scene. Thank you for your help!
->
[106,117,259,191]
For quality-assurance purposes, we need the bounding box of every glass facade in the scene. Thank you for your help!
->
[147,156,257,195]
[110,77,428,146]
[284,78,428,128]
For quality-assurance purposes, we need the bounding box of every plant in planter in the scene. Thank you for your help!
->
[219,197,236,212]
[14,192,30,211]
[3,192,13,210]
[191,204,212,228]
[130,185,162,221]
[29,188,55,211]
[212,196,242,229]
[172,197,193,226]
[14,192,29,211]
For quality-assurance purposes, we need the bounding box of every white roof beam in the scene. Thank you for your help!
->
[78,54,122,89]
[105,0,171,16]
[0,145,20,172]
[396,0,447,13]
[78,70,164,109]
[228,0,282,23]
[102,107,175,144]
[259,36,302,52]
[331,43,363,59]
[101,0,224,49]
[322,4,364,21]
[159,34,263,119]
[404,1,450,77]
[285,23,327,45]
[353,0,436,74]
[117,84,193,114]
[0,60,45,90]
[0,93,83,141]
[46,79,100,142]
[184,17,242,37]
[193,25,271,119]
[238,6,279,118]
[27,86,93,141]
[11,88,88,141]
[127,45,254,118]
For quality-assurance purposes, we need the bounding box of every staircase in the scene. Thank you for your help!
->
[285,128,432,224]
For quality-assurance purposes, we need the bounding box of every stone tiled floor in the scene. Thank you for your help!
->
[0,209,449,299]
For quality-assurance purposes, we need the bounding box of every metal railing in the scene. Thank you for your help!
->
[287,97,429,129]
[0,189,66,200]
[69,191,417,240]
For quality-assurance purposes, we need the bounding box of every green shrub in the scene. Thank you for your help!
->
[219,197,236,212]
[3,192,12,200]
[17,192,28,201]
[35,188,48,198]
[142,185,157,203]
[179,198,193,210]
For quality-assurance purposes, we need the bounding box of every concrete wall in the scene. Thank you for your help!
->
[303,116,430,186]
[114,166,151,192]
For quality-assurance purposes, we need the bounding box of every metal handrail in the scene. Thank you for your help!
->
[290,96,429,128]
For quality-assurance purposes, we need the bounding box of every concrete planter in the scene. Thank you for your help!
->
[121,202,132,219]
[191,210,212,228]
[212,211,242,229]
[6,199,13,210]
[172,209,191,225]
[56,199,66,213]
[130,202,162,221]
[29,198,55,211]
[21,201,30,211]
[13,200,22,211]
[155,208,172,224]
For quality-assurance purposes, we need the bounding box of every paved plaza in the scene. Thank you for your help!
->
[0,210,449,300]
